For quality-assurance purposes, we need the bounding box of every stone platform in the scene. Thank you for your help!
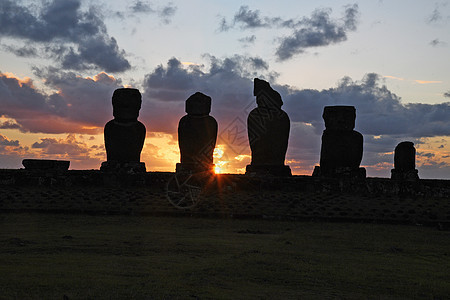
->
[0,169,449,227]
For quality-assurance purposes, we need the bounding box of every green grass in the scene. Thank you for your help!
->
[1,213,449,299]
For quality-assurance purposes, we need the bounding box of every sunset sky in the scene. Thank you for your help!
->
[0,0,449,178]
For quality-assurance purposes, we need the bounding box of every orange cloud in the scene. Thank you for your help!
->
[384,75,404,81]
[2,72,34,88]
[414,80,442,84]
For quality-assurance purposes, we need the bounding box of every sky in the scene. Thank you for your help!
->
[0,0,449,179]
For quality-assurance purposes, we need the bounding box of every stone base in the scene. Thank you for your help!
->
[391,169,419,181]
[245,164,292,177]
[312,166,366,179]
[176,163,215,174]
[22,159,70,172]
[100,161,146,173]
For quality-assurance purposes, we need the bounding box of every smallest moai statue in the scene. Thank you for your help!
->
[391,141,419,180]
[176,92,218,173]
[101,88,146,173]
[313,105,365,178]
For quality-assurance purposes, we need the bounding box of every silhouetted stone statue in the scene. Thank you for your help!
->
[391,141,419,180]
[101,88,146,173]
[176,92,218,173]
[245,78,291,176]
[313,106,365,178]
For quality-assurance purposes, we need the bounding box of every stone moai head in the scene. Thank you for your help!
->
[323,106,356,131]
[185,92,211,116]
[394,141,416,171]
[112,88,142,121]
[254,78,283,109]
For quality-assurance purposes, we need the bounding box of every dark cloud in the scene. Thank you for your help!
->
[275,4,359,61]
[130,1,154,13]
[219,4,359,61]
[0,120,22,130]
[1,45,38,57]
[430,38,446,47]
[158,3,177,24]
[282,73,450,137]
[444,91,450,98]
[125,1,176,24]
[0,0,130,72]
[0,70,122,134]
[0,134,19,147]
[220,5,277,30]
[238,35,257,45]
[418,152,435,158]
[427,3,445,24]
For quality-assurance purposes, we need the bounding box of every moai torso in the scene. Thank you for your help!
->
[319,106,364,175]
[103,88,146,165]
[394,141,415,171]
[246,78,291,176]
[391,141,419,180]
[177,92,217,172]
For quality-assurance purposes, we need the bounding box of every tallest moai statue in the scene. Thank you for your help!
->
[246,78,291,176]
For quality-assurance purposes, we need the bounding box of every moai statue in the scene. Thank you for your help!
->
[101,88,146,173]
[391,141,419,180]
[313,106,365,178]
[176,92,218,173]
[245,78,291,176]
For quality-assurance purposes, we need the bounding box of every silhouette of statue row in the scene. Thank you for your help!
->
[100,80,418,180]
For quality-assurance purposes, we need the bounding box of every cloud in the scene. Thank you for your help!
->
[130,1,154,13]
[124,1,176,24]
[444,91,450,98]
[30,134,104,169]
[220,5,278,31]
[282,73,450,137]
[426,3,448,24]
[414,80,442,84]
[417,152,435,158]
[238,35,257,45]
[1,44,38,57]
[430,38,447,47]
[158,3,177,24]
[0,0,130,72]
[427,6,442,23]
[0,70,122,134]
[384,75,404,81]
[0,134,19,147]
[219,4,359,61]
[0,120,22,130]
[275,4,359,61]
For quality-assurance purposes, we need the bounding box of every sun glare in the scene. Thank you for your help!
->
[213,146,227,174]
[214,165,222,174]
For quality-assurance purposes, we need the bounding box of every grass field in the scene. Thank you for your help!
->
[0,213,449,299]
